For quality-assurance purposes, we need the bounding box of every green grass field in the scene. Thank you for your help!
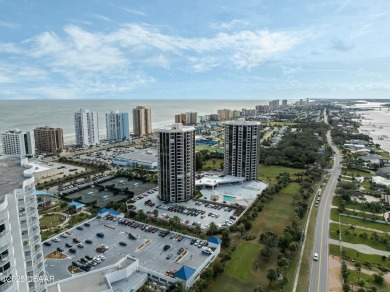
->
[205,182,301,292]
[340,169,373,178]
[248,182,300,237]
[195,145,223,152]
[329,244,390,269]
[202,158,223,171]
[258,164,302,186]
[330,209,390,233]
[225,242,261,281]
[39,214,65,229]
[329,223,390,252]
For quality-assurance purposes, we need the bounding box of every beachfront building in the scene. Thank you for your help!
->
[224,118,260,181]
[105,110,129,142]
[217,109,232,120]
[158,123,195,202]
[269,99,279,111]
[74,108,99,147]
[132,106,152,138]
[282,99,288,108]
[0,157,47,292]
[34,126,64,155]
[174,112,198,125]
[1,129,35,157]
[255,105,270,113]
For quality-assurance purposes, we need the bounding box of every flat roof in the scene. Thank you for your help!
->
[195,175,246,187]
[43,217,213,282]
[115,148,158,164]
[0,156,24,197]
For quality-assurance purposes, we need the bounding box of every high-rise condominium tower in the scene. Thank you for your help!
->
[132,106,152,137]
[174,112,198,125]
[105,110,129,142]
[74,108,99,147]
[0,157,47,292]
[224,118,260,181]
[158,123,195,202]
[1,129,35,157]
[34,126,64,155]
[269,100,280,111]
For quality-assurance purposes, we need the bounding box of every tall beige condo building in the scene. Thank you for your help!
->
[132,106,152,137]
[34,126,64,155]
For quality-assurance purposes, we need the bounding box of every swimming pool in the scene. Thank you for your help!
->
[223,195,236,202]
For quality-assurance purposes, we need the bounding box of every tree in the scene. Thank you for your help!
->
[221,229,231,248]
[153,209,159,218]
[372,273,384,285]
[266,268,278,286]
[208,222,218,235]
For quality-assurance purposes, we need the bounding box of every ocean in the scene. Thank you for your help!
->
[0,99,273,144]
[349,101,390,152]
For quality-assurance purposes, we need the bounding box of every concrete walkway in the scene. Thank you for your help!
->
[329,219,387,233]
[329,238,390,256]
[345,207,384,217]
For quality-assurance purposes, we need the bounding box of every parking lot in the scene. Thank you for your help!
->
[43,217,213,282]
[131,189,237,229]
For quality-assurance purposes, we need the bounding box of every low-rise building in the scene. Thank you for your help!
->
[112,148,158,169]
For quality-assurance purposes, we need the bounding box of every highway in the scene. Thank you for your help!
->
[309,111,342,292]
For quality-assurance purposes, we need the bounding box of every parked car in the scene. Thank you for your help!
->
[96,232,104,238]
[119,241,127,246]
[84,222,91,227]
[43,242,51,246]
[163,244,170,251]
[51,238,60,242]
[166,253,173,259]
[57,247,64,252]
[85,239,93,244]
[65,243,73,248]
[73,238,81,243]
[76,226,83,230]
[69,248,76,254]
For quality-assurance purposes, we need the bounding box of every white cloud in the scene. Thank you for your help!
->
[122,8,146,16]
[107,24,307,69]
[209,19,249,30]
[30,25,127,71]
[0,43,21,53]
[187,56,219,72]
[145,54,171,69]
[0,20,20,29]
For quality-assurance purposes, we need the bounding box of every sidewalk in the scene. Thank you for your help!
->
[329,238,390,256]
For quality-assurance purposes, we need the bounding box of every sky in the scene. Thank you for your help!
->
[0,0,389,100]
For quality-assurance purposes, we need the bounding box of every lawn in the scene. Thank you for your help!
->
[330,209,390,233]
[258,164,302,186]
[340,169,373,178]
[195,145,223,152]
[248,182,300,237]
[205,182,302,292]
[329,244,390,269]
[225,242,261,281]
[329,223,390,252]
[39,214,65,229]
[202,158,224,171]
[68,212,94,226]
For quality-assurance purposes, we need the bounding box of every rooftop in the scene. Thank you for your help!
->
[114,148,158,163]
[0,156,24,197]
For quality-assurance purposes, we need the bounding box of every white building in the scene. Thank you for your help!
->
[158,123,195,202]
[0,157,47,292]
[112,148,158,169]
[224,118,260,181]
[74,108,99,147]
[1,129,35,158]
[105,110,129,142]
[132,106,152,137]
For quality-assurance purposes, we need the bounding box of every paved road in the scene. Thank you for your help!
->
[309,111,342,292]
